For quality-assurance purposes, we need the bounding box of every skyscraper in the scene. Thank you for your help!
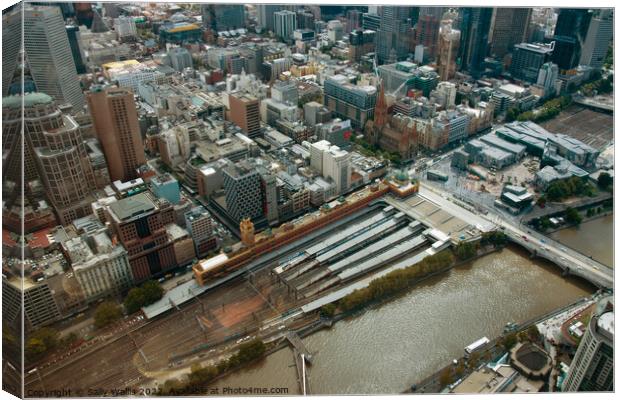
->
[256,4,281,32]
[202,4,245,31]
[437,20,461,81]
[488,8,532,58]
[222,162,264,223]
[580,9,614,69]
[415,15,441,60]
[563,296,614,392]
[3,92,96,225]
[3,5,85,110]
[536,62,559,98]
[552,8,593,71]
[458,7,493,77]
[274,10,297,40]
[86,86,146,182]
[229,93,261,138]
[510,42,554,83]
[375,6,417,64]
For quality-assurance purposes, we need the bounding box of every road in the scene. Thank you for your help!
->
[419,182,613,289]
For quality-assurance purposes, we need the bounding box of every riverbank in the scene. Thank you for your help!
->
[541,211,613,234]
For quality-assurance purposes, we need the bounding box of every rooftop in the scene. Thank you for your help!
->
[108,193,156,221]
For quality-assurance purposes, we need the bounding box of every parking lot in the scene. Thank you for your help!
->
[541,105,614,151]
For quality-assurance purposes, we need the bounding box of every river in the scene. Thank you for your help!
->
[550,214,613,268]
[211,246,594,394]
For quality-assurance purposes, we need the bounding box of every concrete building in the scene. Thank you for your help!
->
[551,8,593,72]
[430,81,457,109]
[158,125,191,168]
[327,20,344,42]
[3,5,85,109]
[324,74,377,130]
[310,140,351,194]
[65,232,133,302]
[271,80,299,106]
[274,10,297,40]
[563,297,614,392]
[87,86,146,182]
[375,6,415,64]
[437,20,461,81]
[228,93,261,138]
[316,119,353,149]
[202,4,245,32]
[3,93,97,226]
[3,276,62,330]
[114,15,137,42]
[536,62,560,98]
[579,9,614,69]
[105,193,176,283]
[510,43,554,83]
[222,161,264,223]
[256,4,281,32]
[415,15,441,60]
[151,174,181,205]
[185,207,217,257]
[168,47,193,71]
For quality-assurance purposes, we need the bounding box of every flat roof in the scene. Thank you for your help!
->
[108,193,155,221]
[197,253,229,273]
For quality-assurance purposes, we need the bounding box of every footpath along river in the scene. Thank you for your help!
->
[211,245,595,394]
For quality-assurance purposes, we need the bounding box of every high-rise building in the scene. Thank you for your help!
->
[510,42,554,83]
[3,5,85,110]
[229,93,261,138]
[376,6,416,64]
[86,86,146,182]
[324,74,377,130]
[536,62,559,98]
[552,8,593,71]
[580,9,614,69]
[362,12,380,31]
[66,25,87,74]
[346,9,362,33]
[274,10,297,40]
[105,193,177,283]
[114,15,137,42]
[437,20,461,81]
[257,4,281,32]
[3,92,97,226]
[415,15,441,60]
[168,47,194,71]
[488,8,532,58]
[327,20,345,42]
[222,162,264,223]
[458,7,493,77]
[202,4,245,31]
[563,296,614,392]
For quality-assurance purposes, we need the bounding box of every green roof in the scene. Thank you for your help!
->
[3,92,53,109]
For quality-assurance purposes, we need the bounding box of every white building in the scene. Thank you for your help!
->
[536,62,559,98]
[114,16,137,42]
[274,10,297,40]
[168,47,193,71]
[430,81,457,109]
[65,233,133,302]
[327,20,344,42]
[310,140,351,194]
[158,125,191,168]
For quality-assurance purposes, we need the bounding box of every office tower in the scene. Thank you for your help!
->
[105,193,176,283]
[257,4,281,32]
[3,275,62,330]
[296,10,316,30]
[3,92,97,226]
[272,80,299,105]
[328,20,345,42]
[310,140,352,194]
[114,15,137,42]
[74,2,94,29]
[415,14,441,60]
[202,4,245,31]
[274,10,297,40]
[437,20,461,81]
[510,42,554,83]
[66,25,87,74]
[151,174,181,205]
[563,297,614,392]
[362,12,380,31]
[552,8,593,71]
[346,9,362,33]
[458,7,493,77]
[229,93,261,138]
[376,6,416,64]
[349,29,376,62]
[185,207,217,258]
[536,62,559,98]
[489,8,532,58]
[168,47,194,71]
[324,74,377,130]
[580,9,614,69]
[86,86,146,182]
[222,162,264,223]
[3,5,85,110]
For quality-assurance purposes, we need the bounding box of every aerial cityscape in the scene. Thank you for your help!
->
[1,2,615,397]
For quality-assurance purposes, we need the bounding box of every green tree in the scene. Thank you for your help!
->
[597,172,613,190]
[25,327,60,357]
[94,301,123,329]
[454,241,476,261]
[501,333,518,350]
[320,303,337,318]
[439,369,454,387]
[527,325,541,341]
[124,287,147,314]
[536,195,547,207]
[505,107,520,122]
[565,207,582,226]
[142,280,164,304]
